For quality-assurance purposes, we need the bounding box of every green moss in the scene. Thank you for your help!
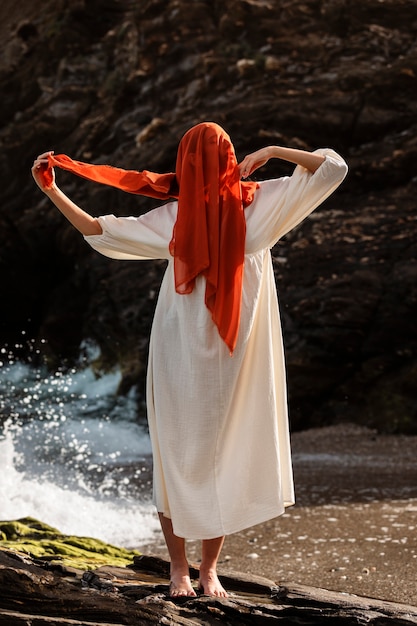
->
[0,517,61,540]
[0,518,140,570]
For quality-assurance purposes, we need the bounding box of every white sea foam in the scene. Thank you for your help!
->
[0,427,159,547]
[0,353,160,548]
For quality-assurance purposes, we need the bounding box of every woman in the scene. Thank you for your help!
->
[32,122,347,597]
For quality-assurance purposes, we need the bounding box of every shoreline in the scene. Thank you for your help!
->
[139,424,417,606]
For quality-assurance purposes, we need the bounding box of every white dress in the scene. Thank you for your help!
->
[85,149,348,539]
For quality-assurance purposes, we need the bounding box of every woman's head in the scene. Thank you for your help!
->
[170,121,258,353]
[175,122,238,189]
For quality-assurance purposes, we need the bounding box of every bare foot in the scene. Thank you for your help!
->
[198,569,228,597]
[169,573,197,598]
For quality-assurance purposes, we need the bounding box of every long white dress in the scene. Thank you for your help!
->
[85,149,348,539]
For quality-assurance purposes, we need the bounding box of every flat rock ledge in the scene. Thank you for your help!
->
[1,549,416,625]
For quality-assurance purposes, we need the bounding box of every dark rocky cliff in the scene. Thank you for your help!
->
[1,0,416,432]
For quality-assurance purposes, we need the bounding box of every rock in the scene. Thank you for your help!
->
[0,0,416,433]
[0,546,416,625]
[236,58,258,76]
[135,117,167,146]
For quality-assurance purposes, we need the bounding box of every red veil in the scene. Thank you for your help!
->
[40,122,258,353]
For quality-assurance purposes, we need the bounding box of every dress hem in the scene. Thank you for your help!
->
[157,500,296,541]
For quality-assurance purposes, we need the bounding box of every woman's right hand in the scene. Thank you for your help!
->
[30,151,102,235]
[31,151,55,192]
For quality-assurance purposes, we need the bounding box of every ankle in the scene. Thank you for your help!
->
[199,564,217,577]
[170,559,190,576]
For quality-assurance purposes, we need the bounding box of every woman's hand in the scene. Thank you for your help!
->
[239,145,326,177]
[31,150,102,235]
[238,147,274,179]
[32,151,55,192]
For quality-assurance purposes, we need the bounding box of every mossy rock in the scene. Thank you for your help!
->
[0,517,140,570]
[0,518,60,541]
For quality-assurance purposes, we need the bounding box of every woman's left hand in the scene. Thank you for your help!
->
[238,147,273,179]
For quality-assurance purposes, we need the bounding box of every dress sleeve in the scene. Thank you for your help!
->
[244,148,348,253]
[83,201,177,261]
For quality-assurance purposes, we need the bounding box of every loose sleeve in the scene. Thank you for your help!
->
[245,149,348,252]
[83,201,177,261]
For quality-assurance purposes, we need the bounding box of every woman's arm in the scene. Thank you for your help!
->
[244,147,348,252]
[32,151,102,236]
[238,145,326,179]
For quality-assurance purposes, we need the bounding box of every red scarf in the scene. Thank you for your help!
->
[40,122,258,353]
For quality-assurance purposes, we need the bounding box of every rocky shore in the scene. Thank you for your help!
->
[1,544,416,625]
[1,424,416,624]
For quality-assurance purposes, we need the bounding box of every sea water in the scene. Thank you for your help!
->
[0,342,160,548]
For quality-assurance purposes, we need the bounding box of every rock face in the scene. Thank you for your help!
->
[1,548,416,625]
[0,0,416,432]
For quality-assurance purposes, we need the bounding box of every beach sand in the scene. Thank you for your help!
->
[140,424,417,606]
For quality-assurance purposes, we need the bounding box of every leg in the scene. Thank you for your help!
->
[158,513,196,597]
[199,536,228,597]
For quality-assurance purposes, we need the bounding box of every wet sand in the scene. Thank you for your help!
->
[140,424,417,606]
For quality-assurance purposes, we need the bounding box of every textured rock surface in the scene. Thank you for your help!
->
[0,548,416,625]
[0,0,416,432]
